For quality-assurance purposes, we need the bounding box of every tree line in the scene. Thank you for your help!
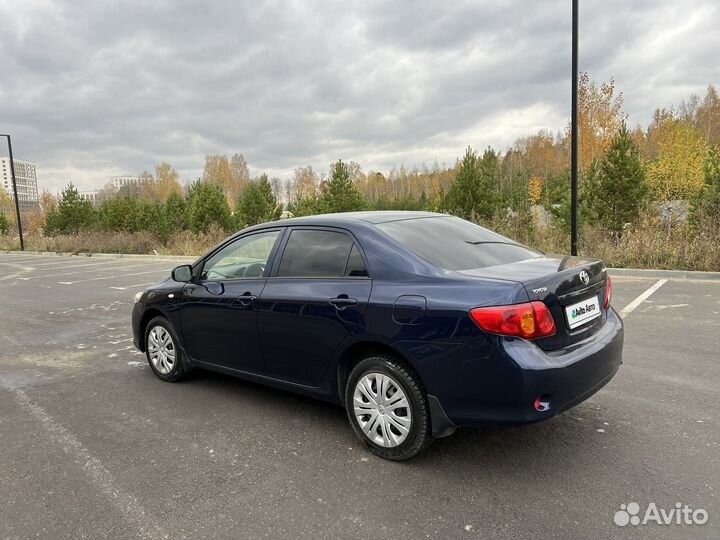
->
[1,74,719,246]
[42,173,282,240]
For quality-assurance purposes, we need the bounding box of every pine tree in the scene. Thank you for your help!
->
[445,147,500,221]
[588,123,649,235]
[236,174,282,227]
[186,181,232,233]
[257,174,282,222]
[287,194,325,217]
[445,147,480,219]
[321,160,366,213]
[132,200,165,235]
[0,211,9,235]
[164,191,188,231]
[45,183,96,235]
[689,146,720,232]
[98,196,136,232]
[476,148,502,220]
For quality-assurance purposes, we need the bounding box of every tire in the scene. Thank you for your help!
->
[144,316,188,382]
[345,355,432,461]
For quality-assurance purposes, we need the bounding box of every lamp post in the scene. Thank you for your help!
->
[570,0,579,256]
[1,134,25,251]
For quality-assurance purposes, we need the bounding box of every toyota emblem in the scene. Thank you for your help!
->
[579,270,590,285]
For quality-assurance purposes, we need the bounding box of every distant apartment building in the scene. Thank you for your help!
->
[111,175,154,190]
[79,190,102,206]
[0,157,40,212]
[76,175,155,205]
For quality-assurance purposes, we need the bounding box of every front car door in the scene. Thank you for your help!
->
[180,229,283,373]
[258,227,371,386]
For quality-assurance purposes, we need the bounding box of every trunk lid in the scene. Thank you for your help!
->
[459,255,609,351]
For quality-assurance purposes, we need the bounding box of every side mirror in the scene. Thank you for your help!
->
[171,264,193,282]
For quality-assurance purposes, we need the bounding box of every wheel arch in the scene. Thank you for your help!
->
[137,307,167,352]
[334,339,456,439]
[335,340,419,405]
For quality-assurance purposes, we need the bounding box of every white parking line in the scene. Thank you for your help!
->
[109,282,157,291]
[0,254,58,260]
[0,256,126,267]
[620,279,668,317]
[14,389,167,540]
[0,256,65,265]
[0,261,37,268]
[57,269,169,285]
[15,260,128,272]
[18,263,171,280]
[20,258,125,267]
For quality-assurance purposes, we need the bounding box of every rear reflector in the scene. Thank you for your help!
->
[604,275,613,309]
[534,396,551,412]
[469,301,556,339]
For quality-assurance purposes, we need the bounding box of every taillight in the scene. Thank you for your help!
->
[469,301,556,339]
[603,275,612,309]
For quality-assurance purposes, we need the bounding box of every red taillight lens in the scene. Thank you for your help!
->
[469,301,556,339]
[603,275,612,309]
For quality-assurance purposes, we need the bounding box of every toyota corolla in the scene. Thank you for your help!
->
[132,211,623,460]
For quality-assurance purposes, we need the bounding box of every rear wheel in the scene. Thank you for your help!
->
[145,316,187,382]
[345,355,432,461]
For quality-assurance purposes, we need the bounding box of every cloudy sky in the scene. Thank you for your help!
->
[1,0,718,193]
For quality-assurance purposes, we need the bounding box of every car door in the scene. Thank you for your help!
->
[180,229,283,373]
[258,227,372,387]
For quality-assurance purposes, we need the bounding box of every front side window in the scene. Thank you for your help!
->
[278,229,366,278]
[201,230,280,281]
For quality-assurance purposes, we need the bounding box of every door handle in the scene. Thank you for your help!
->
[329,295,357,309]
[238,293,257,306]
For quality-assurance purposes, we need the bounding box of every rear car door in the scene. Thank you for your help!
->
[180,229,283,372]
[258,227,371,386]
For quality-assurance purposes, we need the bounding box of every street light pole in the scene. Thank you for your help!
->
[1,134,25,251]
[570,0,579,256]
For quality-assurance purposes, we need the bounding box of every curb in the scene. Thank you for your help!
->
[2,250,196,264]
[608,267,720,281]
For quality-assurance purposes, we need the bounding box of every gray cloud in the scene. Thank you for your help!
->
[0,0,718,192]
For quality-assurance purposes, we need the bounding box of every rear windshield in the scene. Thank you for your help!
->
[376,216,541,271]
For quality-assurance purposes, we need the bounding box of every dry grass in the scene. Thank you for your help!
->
[481,210,719,272]
[0,227,229,257]
[520,214,720,272]
[579,223,720,271]
[1,217,718,271]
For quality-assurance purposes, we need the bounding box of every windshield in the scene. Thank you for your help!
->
[376,216,542,271]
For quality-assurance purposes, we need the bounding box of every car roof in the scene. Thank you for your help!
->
[252,210,444,229]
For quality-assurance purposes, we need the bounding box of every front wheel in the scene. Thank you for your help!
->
[145,316,188,382]
[345,355,432,461]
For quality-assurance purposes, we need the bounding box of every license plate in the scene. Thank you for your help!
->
[565,295,601,329]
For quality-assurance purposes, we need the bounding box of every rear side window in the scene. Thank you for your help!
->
[345,244,368,277]
[376,216,541,271]
[278,230,367,278]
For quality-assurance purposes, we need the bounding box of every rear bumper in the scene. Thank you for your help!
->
[435,308,624,427]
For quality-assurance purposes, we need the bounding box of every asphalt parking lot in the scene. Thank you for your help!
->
[0,252,718,540]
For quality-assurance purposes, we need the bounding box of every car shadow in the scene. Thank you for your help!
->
[182,367,614,474]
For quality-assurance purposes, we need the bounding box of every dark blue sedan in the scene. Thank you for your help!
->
[132,211,623,460]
